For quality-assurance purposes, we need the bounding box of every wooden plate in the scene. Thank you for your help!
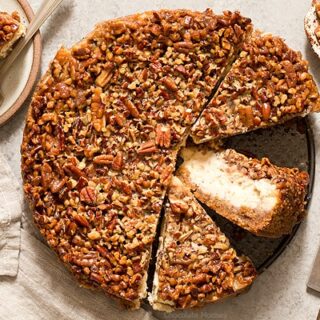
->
[0,0,41,126]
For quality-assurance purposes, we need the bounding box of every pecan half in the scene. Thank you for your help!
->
[112,152,123,171]
[80,187,97,205]
[74,213,90,228]
[162,77,178,92]
[155,124,171,148]
[93,155,114,165]
[123,99,140,118]
[138,140,157,154]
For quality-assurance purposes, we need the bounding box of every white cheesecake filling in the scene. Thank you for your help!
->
[181,149,278,212]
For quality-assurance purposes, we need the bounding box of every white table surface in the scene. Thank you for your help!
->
[1,0,320,319]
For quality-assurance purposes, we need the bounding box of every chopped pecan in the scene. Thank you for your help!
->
[173,41,194,53]
[112,152,123,171]
[41,163,53,189]
[67,222,77,235]
[114,113,126,127]
[162,76,178,92]
[50,177,67,193]
[63,164,84,178]
[74,213,90,228]
[95,63,114,87]
[261,102,271,120]
[93,155,114,165]
[123,99,140,118]
[72,46,91,59]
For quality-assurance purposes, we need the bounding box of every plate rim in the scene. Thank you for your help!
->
[0,0,42,127]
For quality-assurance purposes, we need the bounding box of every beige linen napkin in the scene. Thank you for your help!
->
[0,151,22,277]
[0,152,157,320]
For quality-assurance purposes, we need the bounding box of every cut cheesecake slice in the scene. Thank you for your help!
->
[177,146,309,237]
[0,11,25,59]
[149,177,256,311]
[191,32,320,144]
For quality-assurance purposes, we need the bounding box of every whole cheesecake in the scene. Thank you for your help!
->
[21,9,318,310]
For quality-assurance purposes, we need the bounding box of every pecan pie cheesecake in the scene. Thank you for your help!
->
[178,146,309,237]
[191,32,320,144]
[21,9,252,308]
[0,11,25,59]
[149,177,257,311]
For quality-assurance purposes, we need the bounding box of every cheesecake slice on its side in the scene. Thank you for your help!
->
[191,32,320,144]
[177,146,309,238]
[0,11,26,59]
[149,177,256,312]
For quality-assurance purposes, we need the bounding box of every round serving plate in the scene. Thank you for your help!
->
[0,0,41,127]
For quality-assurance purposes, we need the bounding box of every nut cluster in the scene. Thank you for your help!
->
[155,177,256,309]
[191,32,320,143]
[0,11,21,45]
[21,9,252,306]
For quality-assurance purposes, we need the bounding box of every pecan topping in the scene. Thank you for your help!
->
[191,32,320,143]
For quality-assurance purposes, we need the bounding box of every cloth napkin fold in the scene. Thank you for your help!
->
[0,151,22,277]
